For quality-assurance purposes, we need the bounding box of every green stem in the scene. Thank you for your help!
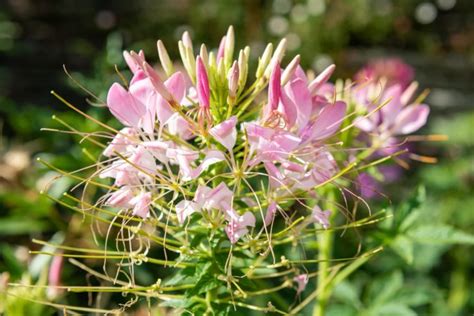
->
[313,189,336,316]
[314,227,334,316]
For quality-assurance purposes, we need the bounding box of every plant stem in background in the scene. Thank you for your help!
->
[314,189,336,316]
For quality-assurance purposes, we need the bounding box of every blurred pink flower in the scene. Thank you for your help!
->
[355,58,414,88]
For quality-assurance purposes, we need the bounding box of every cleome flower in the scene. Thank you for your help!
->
[40,27,437,315]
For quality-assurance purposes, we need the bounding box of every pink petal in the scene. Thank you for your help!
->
[264,201,277,226]
[301,101,346,142]
[175,200,200,224]
[294,274,309,294]
[103,128,137,157]
[263,65,281,119]
[106,187,134,208]
[273,131,301,151]
[265,161,284,188]
[196,56,210,109]
[311,205,331,229]
[283,77,312,130]
[209,116,238,151]
[48,254,64,297]
[142,140,174,163]
[167,114,194,140]
[130,192,152,218]
[194,185,212,208]
[225,211,255,244]
[380,85,403,127]
[391,104,430,135]
[178,149,225,182]
[240,211,256,227]
[357,173,379,199]
[217,36,226,63]
[129,146,157,174]
[123,50,145,74]
[107,83,146,127]
[354,116,376,132]
[205,182,233,211]
[154,71,187,125]
[279,87,298,128]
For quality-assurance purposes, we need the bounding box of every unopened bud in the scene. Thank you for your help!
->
[308,64,336,95]
[256,43,273,79]
[208,51,217,70]
[196,56,210,109]
[238,47,250,92]
[228,61,239,99]
[182,31,194,53]
[178,40,196,83]
[281,55,300,85]
[157,40,174,77]
[224,26,235,68]
[217,35,226,64]
[264,38,287,79]
[217,58,226,81]
[199,44,209,67]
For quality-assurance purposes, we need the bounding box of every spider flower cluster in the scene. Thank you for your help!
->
[42,28,434,314]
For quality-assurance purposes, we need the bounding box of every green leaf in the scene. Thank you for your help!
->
[390,235,414,264]
[367,271,403,306]
[164,265,196,286]
[185,262,221,297]
[0,218,50,235]
[186,272,221,297]
[371,303,416,316]
[333,281,361,309]
[407,224,474,245]
[395,186,425,232]
[0,243,25,278]
[326,304,357,316]
[395,285,433,307]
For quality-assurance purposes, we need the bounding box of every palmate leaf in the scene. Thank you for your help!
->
[407,224,474,245]
[366,270,403,306]
[185,262,221,297]
[390,235,414,264]
[369,303,417,316]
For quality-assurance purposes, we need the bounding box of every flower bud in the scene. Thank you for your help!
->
[227,61,239,99]
[224,25,235,68]
[268,64,281,111]
[264,38,287,79]
[256,43,273,79]
[182,31,194,53]
[281,54,300,86]
[217,58,226,81]
[196,56,210,109]
[208,51,217,70]
[217,35,226,64]
[308,64,335,95]
[157,40,174,77]
[200,44,209,67]
[179,39,196,83]
[238,47,250,92]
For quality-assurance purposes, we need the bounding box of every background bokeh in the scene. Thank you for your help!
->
[0,0,473,315]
